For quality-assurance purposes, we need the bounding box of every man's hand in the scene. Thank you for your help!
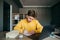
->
[28,30,35,35]
[23,30,35,36]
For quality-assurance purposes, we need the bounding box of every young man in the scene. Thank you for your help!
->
[14,10,43,40]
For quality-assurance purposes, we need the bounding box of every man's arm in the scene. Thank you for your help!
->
[14,20,24,33]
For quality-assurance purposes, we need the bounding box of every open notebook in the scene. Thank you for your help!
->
[6,30,32,38]
[6,30,19,38]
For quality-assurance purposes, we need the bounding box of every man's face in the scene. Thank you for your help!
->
[26,15,34,22]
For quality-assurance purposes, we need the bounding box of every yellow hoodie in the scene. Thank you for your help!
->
[14,19,43,33]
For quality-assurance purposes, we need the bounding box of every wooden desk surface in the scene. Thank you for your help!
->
[43,35,60,40]
[0,32,60,40]
[0,38,32,40]
[0,36,32,40]
[0,32,32,40]
[43,37,60,40]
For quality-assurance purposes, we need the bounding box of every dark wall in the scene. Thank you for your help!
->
[12,2,19,13]
[0,0,3,32]
[3,1,10,31]
[4,0,19,13]
[51,2,60,25]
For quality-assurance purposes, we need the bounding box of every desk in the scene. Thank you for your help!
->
[0,32,32,40]
[0,38,32,40]
[0,32,60,40]
[43,35,60,40]
[0,36,32,40]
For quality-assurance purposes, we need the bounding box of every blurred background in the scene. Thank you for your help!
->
[0,0,60,39]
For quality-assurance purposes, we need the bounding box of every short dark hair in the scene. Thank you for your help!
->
[27,10,36,18]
